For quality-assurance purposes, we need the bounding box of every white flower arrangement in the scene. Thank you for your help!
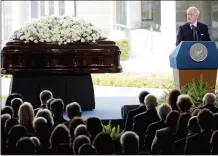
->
[11,15,106,45]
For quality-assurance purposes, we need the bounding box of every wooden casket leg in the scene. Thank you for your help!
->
[9,74,95,110]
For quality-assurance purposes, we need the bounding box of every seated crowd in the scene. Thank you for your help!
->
[1,89,218,155]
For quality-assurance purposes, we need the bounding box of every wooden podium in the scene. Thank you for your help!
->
[1,40,122,110]
[169,41,218,89]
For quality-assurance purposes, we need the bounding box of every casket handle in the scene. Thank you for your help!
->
[72,57,77,66]
[18,57,24,67]
[100,56,104,65]
[46,57,50,67]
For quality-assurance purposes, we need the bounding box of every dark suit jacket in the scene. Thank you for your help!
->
[173,133,197,155]
[124,105,147,131]
[184,130,213,155]
[176,21,211,46]
[151,127,175,155]
[132,108,160,148]
[143,120,166,153]
[199,104,218,114]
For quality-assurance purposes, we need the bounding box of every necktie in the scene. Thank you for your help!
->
[191,25,198,41]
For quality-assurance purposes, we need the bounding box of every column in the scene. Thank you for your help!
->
[65,1,75,16]
[161,1,176,52]
[12,1,28,32]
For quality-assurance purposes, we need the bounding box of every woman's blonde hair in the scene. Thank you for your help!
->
[18,102,34,127]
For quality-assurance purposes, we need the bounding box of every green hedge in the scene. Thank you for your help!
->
[115,39,130,61]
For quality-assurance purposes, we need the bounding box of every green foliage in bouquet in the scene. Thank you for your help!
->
[116,39,130,61]
[103,121,123,140]
[180,75,218,108]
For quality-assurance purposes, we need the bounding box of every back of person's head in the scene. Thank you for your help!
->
[188,116,201,134]
[33,117,47,132]
[86,117,103,139]
[214,113,218,130]
[50,98,64,116]
[192,108,201,116]
[50,124,71,150]
[177,94,193,112]
[203,93,216,105]
[1,106,14,117]
[120,131,139,154]
[11,98,23,118]
[1,114,11,130]
[46,98,55,110]
[36,108,54,127]
[165,110,180,130]
[144,94,158,109]
[66,102,81,119]
[8,125,27,149]
[16,137,36,154]
[138,91,150,104]
[197,108,214,130]
[56,143,72,155]
[30,136,41,154]
[5,93,23,107]
[78,143,97,155]
[69,117,86,139]
[18,102,34,127]
[210,130,218,154]
[5,118,19,134]
[39,90,53,105]
[93,132,114,154]
[74,124,89,138]
[176,112,191,135]
[73,135,91,155]
[167,89,181,110]
[157,103,172,121]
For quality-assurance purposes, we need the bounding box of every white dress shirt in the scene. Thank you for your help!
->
[190,20,197,29]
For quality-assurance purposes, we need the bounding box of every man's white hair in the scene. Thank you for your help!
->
[187,6,200,16]
[203,93,216,104]
[144,94,158,109]
[157,103,172,120]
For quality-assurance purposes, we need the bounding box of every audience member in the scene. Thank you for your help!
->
[18,102,35,133]
[213,113,218,130]
[93,132,114,155]
[74,124,90,138]
[16,137,36,155]
[50,98,67,126]
[56,143,72,155]
[132,94,160,149]
[210,130,218,154]
[151,110,180,154]
[167,89,181,111]
[177,94,193,113]
[73,135,91,155]
[199,93,218,113]
[120,131,139,154]
[86,117,103,142]
[124,91,150,131]
[4,118,19,134]
[1,106,14,117]
[11,98,23,118]
[69,116,86,141]
[78,143,97,155]
[185,109,214,154]
[65,102,82,127]
[144,103,172,152]
[49,124,71,154]
[5,93,23,107]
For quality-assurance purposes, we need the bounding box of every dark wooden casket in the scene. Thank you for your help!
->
[1,40,122,74]
[1,40,122,110]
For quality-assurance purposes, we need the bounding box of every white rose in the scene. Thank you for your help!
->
[34,40,38,43]
[29,37,34,41]
[81,38,85,43]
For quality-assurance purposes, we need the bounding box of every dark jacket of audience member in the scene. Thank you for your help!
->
[124,91,149,131]
[210,130,218,154]
[184,109,214,155]
[151,111,180,155]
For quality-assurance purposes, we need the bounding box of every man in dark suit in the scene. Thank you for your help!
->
[143,103,172,153]
[198,93,218,114]
[184,109,214,155]
[132,94,160,149]
[176,6,211,46]
[124,91,150,131]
